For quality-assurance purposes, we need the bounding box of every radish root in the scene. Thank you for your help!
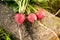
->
[55,9,60,15]
[18,28,22,40]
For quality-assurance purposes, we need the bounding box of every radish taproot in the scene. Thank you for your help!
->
[14,13,25,26]
[36,9,45,19]
[28,13,37,23]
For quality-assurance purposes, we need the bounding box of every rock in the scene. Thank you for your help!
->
[41,9,60,36]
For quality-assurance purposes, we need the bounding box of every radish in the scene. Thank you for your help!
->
[14,13,25,26]
[28,13,37,23]
[36,9,45,19]
[14,13,25,40]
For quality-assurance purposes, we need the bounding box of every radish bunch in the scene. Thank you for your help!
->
[14,0,46,25]
[13,1,46,40]
[14,9,45,25]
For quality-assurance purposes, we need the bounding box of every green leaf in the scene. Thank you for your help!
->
[4,1,19,12]
[33,0,49,3]
[0,26,16,40]
[5,36,11,40]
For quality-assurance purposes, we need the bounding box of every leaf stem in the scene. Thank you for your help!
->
[14,0,28,13]
[28,4,37,13]
[18,25,22,40]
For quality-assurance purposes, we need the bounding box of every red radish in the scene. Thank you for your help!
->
[14,13,25,26]
[36,9,45,19]
[28,13,37,23]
